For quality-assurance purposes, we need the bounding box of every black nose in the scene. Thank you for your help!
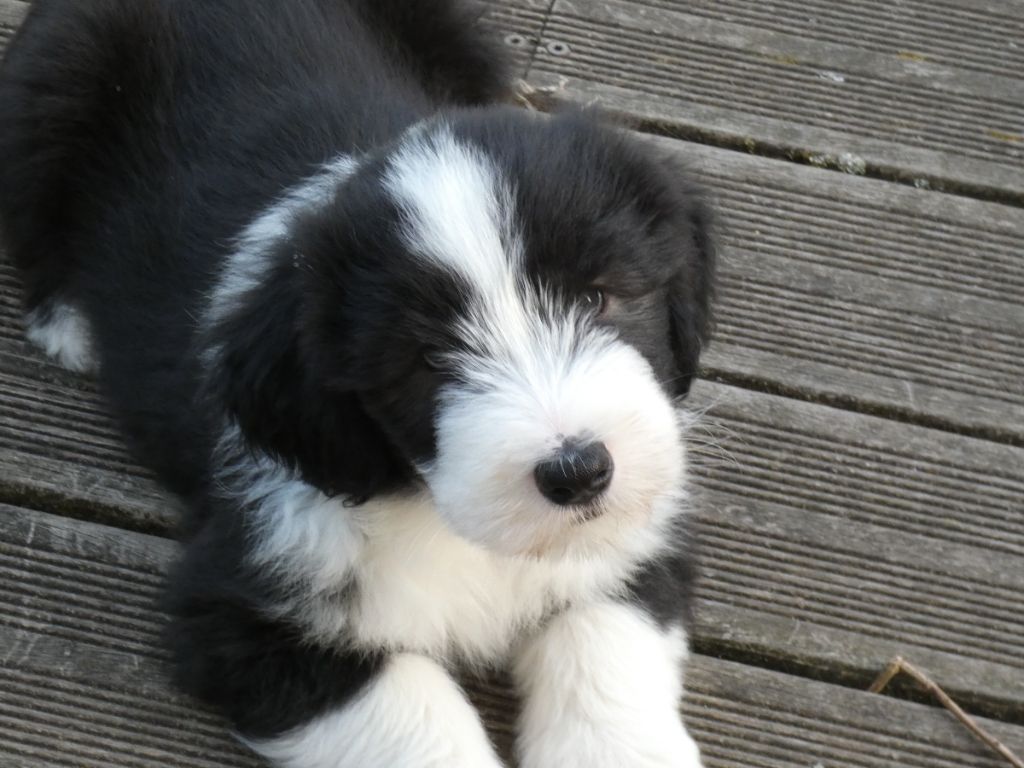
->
[534,440,614,506]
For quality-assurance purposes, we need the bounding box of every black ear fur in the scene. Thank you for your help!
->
[205,252,408,500]
[665,179,717,398]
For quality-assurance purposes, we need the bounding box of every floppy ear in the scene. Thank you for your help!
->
[666,182,717,398]
[203,253,405,500]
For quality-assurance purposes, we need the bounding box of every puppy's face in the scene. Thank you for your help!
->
[300,112,713,555]
[258,111,713,556]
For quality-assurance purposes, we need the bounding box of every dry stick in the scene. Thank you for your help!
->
[869,656,1024,768]
[510,80,538,111]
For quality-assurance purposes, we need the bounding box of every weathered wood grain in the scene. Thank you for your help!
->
[3,503,1024,767]
[663,138,1024,442]
[689,382,1024,558]
[521,0,1024,199]
[686,381,1024,716]
[476,0,548,78]
[0,264,181,531]
[647,0,1024,81]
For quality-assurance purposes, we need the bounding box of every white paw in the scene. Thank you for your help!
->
[520,719,703,768]
[25,302,98,374]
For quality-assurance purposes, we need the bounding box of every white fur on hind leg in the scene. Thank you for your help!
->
[515,602,703,768]
[245,654,505,768]
[25,302,98,374]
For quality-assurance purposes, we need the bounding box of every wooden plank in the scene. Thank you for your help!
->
[0,275,171,530]
[685,381,1024,717]
[476,0,549,79]
[688,382,1024,559]
[696,505,1024,713]
[662,138,1024,443]
[525,0,1024,200]
[0,265,182,532]
[3,502,1024,768]
[0,507,256,768]
[664,0,1024,80]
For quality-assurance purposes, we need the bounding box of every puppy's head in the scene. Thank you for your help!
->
[210,109,714,557]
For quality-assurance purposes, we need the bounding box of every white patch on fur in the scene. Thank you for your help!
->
[24,301,98,373]
[220,417,688,663]
[346,491,653,664]
[514,602,702,768]
[216,425,365,637]
[245,654,502,768]
[223,422,665,663]
[384,123,687,558]
[384,124,521,303]
[205,154,358,332]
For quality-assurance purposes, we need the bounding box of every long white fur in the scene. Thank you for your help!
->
[206,154,358,334]
[246,654,503,768]
[24,300,98,373]
[514,602,702,768]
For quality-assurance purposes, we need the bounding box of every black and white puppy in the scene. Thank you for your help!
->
[0,0,715,765]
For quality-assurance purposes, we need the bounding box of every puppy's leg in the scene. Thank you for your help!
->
[248,654,504,768]
[514,602,702,768]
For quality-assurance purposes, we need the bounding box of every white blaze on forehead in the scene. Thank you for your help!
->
[383,122,549,370]
[384,123,522,297]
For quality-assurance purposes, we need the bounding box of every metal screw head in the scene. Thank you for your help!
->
[545,40,571,56]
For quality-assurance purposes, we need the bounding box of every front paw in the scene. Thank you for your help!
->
[519,719,703,768]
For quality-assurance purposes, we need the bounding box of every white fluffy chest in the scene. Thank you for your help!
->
[244,475,667,665]
[345,497,632,664]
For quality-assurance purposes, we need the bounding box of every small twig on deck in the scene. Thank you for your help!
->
[510,78,570,112]
[511,80,539,110]
[869,656,1024,768]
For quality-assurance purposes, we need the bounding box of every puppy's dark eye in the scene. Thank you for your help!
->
[581,287,605,316]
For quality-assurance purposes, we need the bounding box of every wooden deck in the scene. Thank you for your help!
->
[2,0,1023,765]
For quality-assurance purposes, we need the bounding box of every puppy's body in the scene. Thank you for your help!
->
[0,1,713,766]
